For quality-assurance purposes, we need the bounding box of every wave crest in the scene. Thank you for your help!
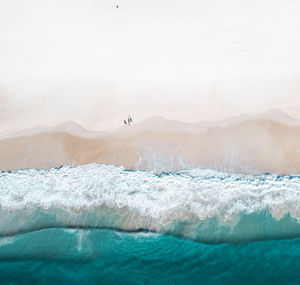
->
[0,164,300,243]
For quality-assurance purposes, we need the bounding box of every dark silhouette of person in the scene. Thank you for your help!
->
[124,120,127,125]
[116,5,119,8]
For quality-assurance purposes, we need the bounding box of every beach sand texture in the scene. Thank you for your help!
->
[0,111,299,174]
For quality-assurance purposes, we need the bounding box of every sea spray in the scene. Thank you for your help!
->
[0,163,299,243]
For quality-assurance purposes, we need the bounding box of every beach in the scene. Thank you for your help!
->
[0,111,299,175]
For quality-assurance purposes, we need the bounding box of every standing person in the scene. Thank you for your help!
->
[124,120,127,125]
[128,115,132,125]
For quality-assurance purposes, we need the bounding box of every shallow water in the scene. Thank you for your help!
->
[0,163,299,284]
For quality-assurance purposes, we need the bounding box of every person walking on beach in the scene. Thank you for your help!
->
[128,115,132,125]
[123,115,133,126]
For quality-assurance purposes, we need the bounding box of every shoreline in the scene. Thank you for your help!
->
[0,119,299,175]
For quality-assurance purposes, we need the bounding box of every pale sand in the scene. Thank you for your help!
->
[0,117,299,174]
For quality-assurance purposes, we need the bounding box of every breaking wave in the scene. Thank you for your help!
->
[0,163,300,243]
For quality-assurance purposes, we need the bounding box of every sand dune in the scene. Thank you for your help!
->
[0,110,299,174]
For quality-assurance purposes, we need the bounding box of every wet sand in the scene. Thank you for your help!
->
[0,116,299,174]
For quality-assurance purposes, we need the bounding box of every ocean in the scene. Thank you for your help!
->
[0,163,299,284]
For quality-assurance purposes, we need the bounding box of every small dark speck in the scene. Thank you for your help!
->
[116,5,119,8]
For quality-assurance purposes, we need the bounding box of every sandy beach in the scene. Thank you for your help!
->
[0,111,299,175]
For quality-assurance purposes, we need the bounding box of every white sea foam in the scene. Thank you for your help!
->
[0,164,299,242]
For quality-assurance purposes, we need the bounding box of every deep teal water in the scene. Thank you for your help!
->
[0,228,299,285]
[1,164,300,284]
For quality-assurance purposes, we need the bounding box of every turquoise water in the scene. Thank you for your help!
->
[0,229,299,285]
[0,164,300,284]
